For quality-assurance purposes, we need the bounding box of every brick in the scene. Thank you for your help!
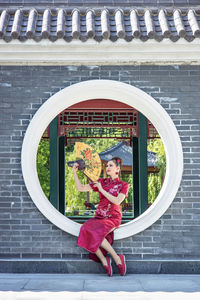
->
[0,64,200,262]
[31,225,51,230]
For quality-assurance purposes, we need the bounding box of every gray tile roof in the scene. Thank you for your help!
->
[0,7,200,42]
[1,1,200,8]
[99,141,158,167]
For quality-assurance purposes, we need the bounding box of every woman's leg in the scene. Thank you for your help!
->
[95,227,121,266]
[95,247,108,266]
[99,237,121,265]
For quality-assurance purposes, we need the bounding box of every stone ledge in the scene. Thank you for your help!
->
[1,259,200,274]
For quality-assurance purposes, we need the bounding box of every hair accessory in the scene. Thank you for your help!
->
[117,159,120,162]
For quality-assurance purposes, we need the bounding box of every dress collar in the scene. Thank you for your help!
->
[107,176,120,183]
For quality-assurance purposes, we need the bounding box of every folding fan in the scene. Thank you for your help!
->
[67,142,102,182]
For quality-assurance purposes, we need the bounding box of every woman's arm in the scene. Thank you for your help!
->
[100,189,125,205]
[93,181,126,205]
[72,163,92,192]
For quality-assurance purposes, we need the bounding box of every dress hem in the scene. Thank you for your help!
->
[77,225,116,254]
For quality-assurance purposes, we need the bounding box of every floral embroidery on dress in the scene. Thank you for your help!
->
[96,203,112,218]
[108,186,118,194]
[108,184,119,194]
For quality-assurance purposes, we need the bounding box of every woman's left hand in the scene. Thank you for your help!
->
[93,181,103,192]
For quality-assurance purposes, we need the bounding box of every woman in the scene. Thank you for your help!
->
[72,157,129,277]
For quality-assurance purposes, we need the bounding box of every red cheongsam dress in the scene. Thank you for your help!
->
[77,176,129,263]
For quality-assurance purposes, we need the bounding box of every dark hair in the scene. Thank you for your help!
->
[110,156,123,177]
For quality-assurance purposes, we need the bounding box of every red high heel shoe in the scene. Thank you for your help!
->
[103,257,113,277]
[117,254,126,276]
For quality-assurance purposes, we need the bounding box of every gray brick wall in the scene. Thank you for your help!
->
[0,65,200,261]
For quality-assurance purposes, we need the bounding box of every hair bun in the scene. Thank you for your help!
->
[111,156,122,166]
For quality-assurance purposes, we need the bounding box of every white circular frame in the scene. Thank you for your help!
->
[21,80,183,240]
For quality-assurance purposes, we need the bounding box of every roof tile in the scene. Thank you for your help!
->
[0,7,200,42]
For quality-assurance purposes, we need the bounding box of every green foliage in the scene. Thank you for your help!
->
[120,173,133,204]
[65,148,87,214]
[148,173,161,204]
[147,138,166,204]
[36,139,50,199]
[36,136,166,215]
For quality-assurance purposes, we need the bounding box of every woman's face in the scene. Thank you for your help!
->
[106,160,120,177]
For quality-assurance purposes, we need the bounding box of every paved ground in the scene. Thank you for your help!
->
[0,273,200,300]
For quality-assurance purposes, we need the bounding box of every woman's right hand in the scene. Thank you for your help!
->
[72,162,79,174]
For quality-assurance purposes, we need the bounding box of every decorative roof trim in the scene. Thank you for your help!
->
[99,141,158,167]
[0,38,200,65]
[0,7,200,43]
